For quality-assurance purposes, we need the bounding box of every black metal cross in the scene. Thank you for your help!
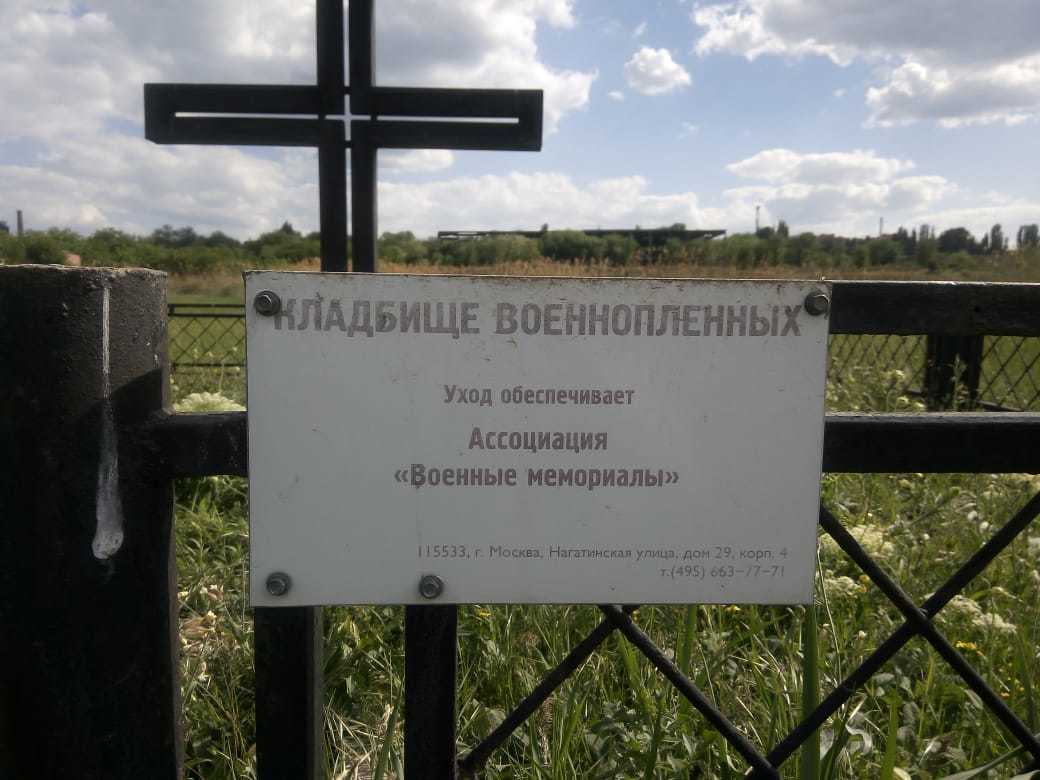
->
[144,0,543,273]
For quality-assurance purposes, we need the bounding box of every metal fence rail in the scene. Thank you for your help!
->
[153,280,1040,778]
[169,298,1040,411]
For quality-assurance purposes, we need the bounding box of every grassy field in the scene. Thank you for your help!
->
[167,255,1040,303]
[170,261,1040,778]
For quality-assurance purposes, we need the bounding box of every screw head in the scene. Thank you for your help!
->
[254,290,282,316]
[804,290,830,316]
[265,571,292,597]
[418,574,444,600]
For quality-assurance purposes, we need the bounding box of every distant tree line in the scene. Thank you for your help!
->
[1,220,1038,273]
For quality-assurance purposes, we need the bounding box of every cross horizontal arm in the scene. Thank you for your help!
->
[368,87,542,121]
[357,87,542,150]
[358,119,540,152]
[144,84,333,146]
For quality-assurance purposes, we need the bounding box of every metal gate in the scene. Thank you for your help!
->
[3,269,1040,778]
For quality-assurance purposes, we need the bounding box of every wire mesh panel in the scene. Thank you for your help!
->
[166,310,1040,412]
[826,334,926,411]
[168,304,246,400]
[168,304,246,368]
[979,336,1040,410]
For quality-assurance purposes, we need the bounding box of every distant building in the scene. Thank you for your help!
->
[438,226,726,247]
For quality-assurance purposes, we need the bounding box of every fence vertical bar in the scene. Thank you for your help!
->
[405,605,458,779]
[925,334,984,410]
[0,266,180,779]
[254,607,324,780]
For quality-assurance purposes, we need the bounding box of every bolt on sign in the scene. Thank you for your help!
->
[246,273,831,606]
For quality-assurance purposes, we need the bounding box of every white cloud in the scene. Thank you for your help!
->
[692,0,1040,126]
[607,89,625,101]
[374,0,593,133]
[2,134,319,237]
[727,149,915,185]
[623,47,692,95]
[633,21,648,37]
[866,59,1040,127]
[382,150,455,174]
[0,1,594,145]
[378,172,730,236]
[722,148,957,235]
[0,0,598,238]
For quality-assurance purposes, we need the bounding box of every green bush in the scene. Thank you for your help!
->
[431,235,539,266]
[379,231,428,264]
[24,234,65,264]
[601,233,638,265]
[539,230,605,261]
[0,235,26,263]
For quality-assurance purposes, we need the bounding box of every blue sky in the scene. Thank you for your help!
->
[2,0,1038,241]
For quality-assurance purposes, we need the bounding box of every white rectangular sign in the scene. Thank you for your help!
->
[246,273,829,606]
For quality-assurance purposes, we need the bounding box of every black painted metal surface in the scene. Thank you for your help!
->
[405,606,458,779]
[829,280,1040,335]
[458,605,639,776]
[0,266,179,779]
[924,333,984,409]
[254,607,324,780]
[144,0,543,273]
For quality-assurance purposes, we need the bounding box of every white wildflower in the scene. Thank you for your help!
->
[824,575,863,600]
[972,612,1017,635]
[174,392,244,413]
[943,595,983,620]
[820,525,896,561]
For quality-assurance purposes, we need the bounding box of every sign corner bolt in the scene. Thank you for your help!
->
[254,290,282,317]
[804,290,830,316]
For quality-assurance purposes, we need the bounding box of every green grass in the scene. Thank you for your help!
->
[170,363,1040,778]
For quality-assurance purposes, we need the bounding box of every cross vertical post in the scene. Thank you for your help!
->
[348,0,376,272]
[316,0,347,272]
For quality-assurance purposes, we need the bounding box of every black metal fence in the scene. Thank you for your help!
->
[163,280,1040,778]
[171,302,1040,411]
[5,269,1040,779]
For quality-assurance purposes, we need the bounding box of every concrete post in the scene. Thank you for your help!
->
[0,266,180,779]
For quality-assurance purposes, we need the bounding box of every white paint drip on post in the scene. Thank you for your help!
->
[92,282,125,560]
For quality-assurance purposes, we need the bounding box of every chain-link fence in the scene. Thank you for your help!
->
[169,304,1040,411]
[168,302,246,400]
